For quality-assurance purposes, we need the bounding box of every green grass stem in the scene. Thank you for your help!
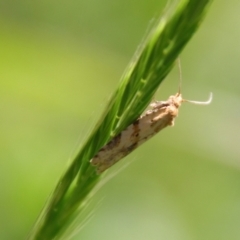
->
[27,0,213,239]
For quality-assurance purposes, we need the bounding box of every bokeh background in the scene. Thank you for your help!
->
[1,0,240,239]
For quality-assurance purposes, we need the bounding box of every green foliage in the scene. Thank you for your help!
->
[27,0,212,239]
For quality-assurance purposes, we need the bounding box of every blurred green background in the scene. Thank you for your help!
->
[1,0,240,239]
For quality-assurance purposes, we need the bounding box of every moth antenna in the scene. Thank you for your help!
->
[183,92,213,105]
[177,58,182,94]
[176,59,212,105]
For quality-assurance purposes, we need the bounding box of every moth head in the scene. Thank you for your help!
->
[169,92,183,108]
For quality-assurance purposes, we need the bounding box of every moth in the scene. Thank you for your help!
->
[90,90,212,174]
[90,62,212,173]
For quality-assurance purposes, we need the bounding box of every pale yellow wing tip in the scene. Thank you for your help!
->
[184,92,213,105]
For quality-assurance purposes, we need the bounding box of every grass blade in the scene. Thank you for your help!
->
[27,0,213,239]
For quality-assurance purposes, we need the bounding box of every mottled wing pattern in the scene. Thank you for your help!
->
[90,93,182,173]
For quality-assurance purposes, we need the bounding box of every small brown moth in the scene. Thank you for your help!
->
[90,62,212,173]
